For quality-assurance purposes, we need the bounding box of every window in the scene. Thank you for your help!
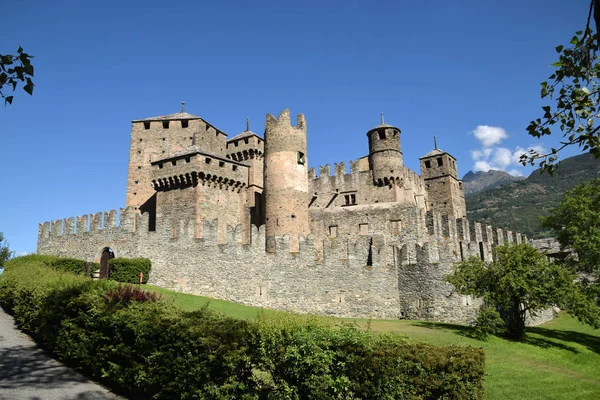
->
[158,163,163,169]
[232,165,238,171]
[181,120,189,128]
[185,157,190,163]
[143,121,150,130]
[297,152,306,165]
[219,161,225,167]
[425,160,431,168]
[205,158,211,164]
[437,157,443,166]
[162,121,169,129]
[171,160,176,166]
[234,141,239,147]
[378,131,386,139]
[329,226,338,237]
[344,193,356,205]
[244,138,249,144]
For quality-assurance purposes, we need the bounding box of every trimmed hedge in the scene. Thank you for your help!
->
[0,256,485,399]
[108,257,151,284]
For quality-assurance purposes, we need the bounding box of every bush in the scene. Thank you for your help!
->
[0,257,486,399]
[108,258,151,284]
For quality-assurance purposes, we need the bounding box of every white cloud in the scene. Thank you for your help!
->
[472,125,508,147]
[491,147,513,170]
[469,125,547,175]
[473,160,492,172]
[507,169,524,177]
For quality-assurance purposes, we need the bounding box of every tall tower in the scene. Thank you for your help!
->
[419,139,466,218]
[367,114,403,186]
[263,109,310,253]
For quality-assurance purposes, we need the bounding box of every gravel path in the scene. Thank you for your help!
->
[0,307,123,400]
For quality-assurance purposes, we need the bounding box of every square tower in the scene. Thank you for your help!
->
[420,147,466,218]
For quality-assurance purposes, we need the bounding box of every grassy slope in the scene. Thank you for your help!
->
[146,285,600,400]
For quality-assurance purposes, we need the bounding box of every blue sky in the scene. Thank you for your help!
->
[0,0,590,255]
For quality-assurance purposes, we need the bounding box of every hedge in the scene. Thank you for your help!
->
[108,257,151,284]
[0,256,485,399]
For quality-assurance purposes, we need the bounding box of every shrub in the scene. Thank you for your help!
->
[48,257,88,275]
[108,258,151,284]
[0,257,486,399]
[105,284,161,304]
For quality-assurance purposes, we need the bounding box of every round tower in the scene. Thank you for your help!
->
[263,109,310,252]
[367,114,403,186]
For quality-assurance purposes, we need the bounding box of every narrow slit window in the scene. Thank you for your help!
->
[162,121,170,129]
[378,131,386,139]
[181,120,189,128]
[425,160,431,168]
[297,151,306,165]
[437,157,443,166]
[143,121,150,130]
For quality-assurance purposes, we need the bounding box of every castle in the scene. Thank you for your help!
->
[37,106,531,322]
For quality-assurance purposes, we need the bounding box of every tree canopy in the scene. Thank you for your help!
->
[0,47,34,105]
[447,243,600,340]
[522,1,600,173]
[0,231,14,265]
[543,178,600,296]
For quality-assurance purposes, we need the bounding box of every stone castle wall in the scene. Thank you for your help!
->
[37,203,527,322]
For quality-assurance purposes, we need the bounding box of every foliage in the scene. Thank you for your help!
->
[466,152,600,239]
[523,2,600,172]
[105,284,161,304]
[0,47,34,105]
[543,178,600,297]
[108,257,151,284]
[0,256,486,399]
[473,307,504,341]
[0,231,14,265]
[447,243,600,340]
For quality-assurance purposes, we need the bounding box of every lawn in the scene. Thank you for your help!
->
[146,284,600,400]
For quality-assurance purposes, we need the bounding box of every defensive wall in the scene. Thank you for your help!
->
[37,204,528,322]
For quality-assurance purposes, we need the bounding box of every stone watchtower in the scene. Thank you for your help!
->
[263,109,310,253]
[367,114,403,186]
[419,139,466,218]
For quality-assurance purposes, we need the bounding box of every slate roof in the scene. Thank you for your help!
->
[132,112,202,122]
[228,130,263,142]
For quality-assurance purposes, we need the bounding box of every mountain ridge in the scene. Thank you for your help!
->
[465,152,600,239]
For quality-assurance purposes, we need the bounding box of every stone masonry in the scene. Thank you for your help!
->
[37,106,531,323]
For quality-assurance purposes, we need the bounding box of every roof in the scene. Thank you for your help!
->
[419,148,456,159]
[228,130,263,142]
[150,145,248,167]
[132,112,202,122]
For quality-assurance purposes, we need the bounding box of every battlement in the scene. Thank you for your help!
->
[151,151,248,192]
[265,108,306,135]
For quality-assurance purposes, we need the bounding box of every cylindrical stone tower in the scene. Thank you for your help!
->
[263,109,310,253]
[367,118,403,186]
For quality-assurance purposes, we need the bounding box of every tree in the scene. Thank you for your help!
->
[542,178,600,297]
[447,243,600,341]
[0,46,34,105]
[522,1,600,173]
[0,231,14,265]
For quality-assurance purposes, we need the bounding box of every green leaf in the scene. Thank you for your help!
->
[23,80,34,95]
[582,87,590,95]
[551,61,562,67]
[5,96,13,105]
[17,46,23,53]
[556,45,564,53]
[570,36,579,45]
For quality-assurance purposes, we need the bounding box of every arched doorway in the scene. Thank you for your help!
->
[99,247,115,279]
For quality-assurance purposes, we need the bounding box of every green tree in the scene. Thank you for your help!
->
[522,1,600,172]
[0,46,34,105]
[447,243,600,340]
[0,231,14,265]
[543,178,600,296]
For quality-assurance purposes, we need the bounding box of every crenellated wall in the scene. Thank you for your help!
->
[38,203,528,322]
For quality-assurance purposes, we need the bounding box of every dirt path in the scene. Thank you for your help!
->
[0,307,123,400]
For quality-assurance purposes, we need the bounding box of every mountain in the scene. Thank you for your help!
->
[462,169,525,195]
[465,152,600,239]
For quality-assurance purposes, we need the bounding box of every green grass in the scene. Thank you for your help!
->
[145,284,600,400]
